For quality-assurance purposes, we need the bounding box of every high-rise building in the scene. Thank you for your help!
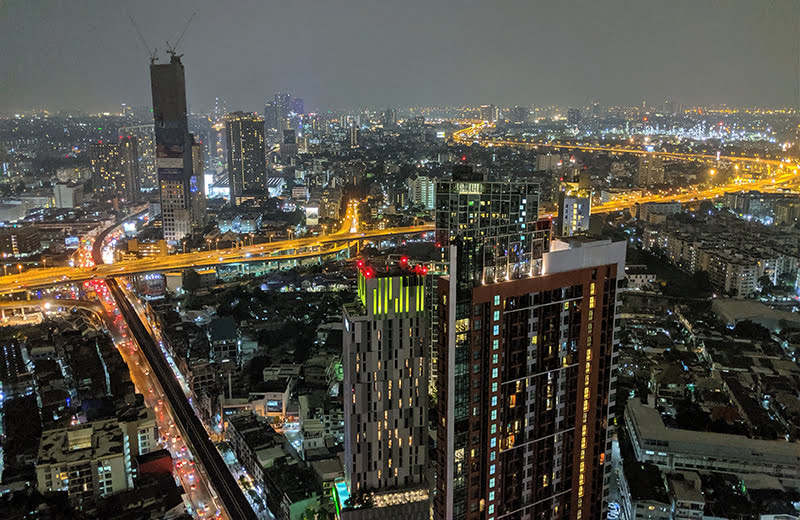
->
[150,53,203,243]
[435,237,625,520]
[89,142,121,200]
[434,167,551,520]
[435,166,549,288]
[479,104,499,123]
[567,108,582,125]
[119,136,141,202]
[511,106,530,123]
[264,101,279,130]
[383,107,398,126]
[225,111,267,205]
[636,155,665,186]
[274,92,291,129]
[191,138,207,225]
[90,139,139,201]
[118,125,157,191]
[342,264,429,504]
[290,97,304,115]
[557,173,592,237]
[279,129,298,158]
[407,175,435,210]
[349,122,359,148]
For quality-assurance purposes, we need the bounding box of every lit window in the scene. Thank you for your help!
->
[494,295,500,305]
[489,464,495,475]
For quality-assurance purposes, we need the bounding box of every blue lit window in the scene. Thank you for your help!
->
[492,368,498,378]
[492,354,498,364]
[489,491,495,501]
[491,410,497,420]
[489,464,496,475]
[493,325,499,335]
[490,437,497,448]
[493,339,499,350]
[489,505,495,514]
[491,396,497,406]
[494,295,500,306]
[490,451,496,461]
[491,424,497,434]
[489,478,495,488]
[492,382,498,392]
[493,310,500,321]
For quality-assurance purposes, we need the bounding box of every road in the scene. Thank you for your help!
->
[1,155,796,297]
[108,278,258,520]
[88,279,220,518]
[452,124,800,215]
[92,207,150,265]
[0,202,433,294]
[452,123,798,168]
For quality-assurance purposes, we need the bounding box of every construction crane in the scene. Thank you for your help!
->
[166,12,197,59]
[128,15,158,64]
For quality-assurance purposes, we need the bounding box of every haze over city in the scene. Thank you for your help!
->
[3,0,800,113]
[3,2,800,520]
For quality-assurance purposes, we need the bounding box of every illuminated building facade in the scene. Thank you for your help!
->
[118,136,141,202]
[118,124,157,191]
[342,263,428,496]
[557,181,591,237]
[435,238,624,520]
[225,111,267,204]
[89,142,120,200]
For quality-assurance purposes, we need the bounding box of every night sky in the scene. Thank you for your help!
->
[2,0,799,113]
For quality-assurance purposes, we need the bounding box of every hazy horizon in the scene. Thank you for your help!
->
[2,0,799,114]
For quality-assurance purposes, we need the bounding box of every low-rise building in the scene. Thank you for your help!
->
[625,264,656,290]
[0,227,40,256]
[36,419,132,504]
[208,316,240,365]
[625,401,800,488]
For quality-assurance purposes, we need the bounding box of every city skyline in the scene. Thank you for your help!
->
[4,2,800,519]
[2,1,800,113]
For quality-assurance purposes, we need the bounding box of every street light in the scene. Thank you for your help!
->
[17,264,22,275]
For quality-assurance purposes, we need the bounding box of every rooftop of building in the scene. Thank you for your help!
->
[626,401,800,462]
[37,419,125,466]
[666,471,705,503]
[208,316,238,343]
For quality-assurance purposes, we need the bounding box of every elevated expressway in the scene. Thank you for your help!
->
[451,124,798,169]
[452,125,800,213]
[0,203,433,295]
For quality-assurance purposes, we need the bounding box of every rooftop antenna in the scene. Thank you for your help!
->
[128,14,158,64]
[166,12,197,59]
